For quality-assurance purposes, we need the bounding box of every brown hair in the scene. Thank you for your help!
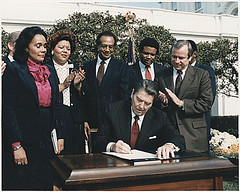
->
[47,30,77,57]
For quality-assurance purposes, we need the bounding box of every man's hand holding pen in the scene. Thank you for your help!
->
[110,140,132,154]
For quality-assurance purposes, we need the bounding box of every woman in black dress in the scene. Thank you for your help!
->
[47,30,85,155]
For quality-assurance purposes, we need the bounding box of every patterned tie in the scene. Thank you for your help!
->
[97,60,105,87]
[130,116,139,149]
[145,65,152,80]
[175,70,183,96]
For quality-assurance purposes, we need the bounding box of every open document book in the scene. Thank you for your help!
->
[103,149,202,166]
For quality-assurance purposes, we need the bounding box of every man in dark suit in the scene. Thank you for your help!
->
[2,31,20,63]
[130,38,166,89]
[156,40,213,153]
[82,31,131,146]
[187,40,216,152]
[95,80,185,159]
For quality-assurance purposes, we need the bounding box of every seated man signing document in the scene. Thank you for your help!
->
[95,79,185,159]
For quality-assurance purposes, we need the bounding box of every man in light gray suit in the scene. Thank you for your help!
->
[155,40,213,153]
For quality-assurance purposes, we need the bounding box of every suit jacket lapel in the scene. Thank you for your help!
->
[164,68,174,92]
[133,61,143,82]
[120,100,132,143]
[178,65,195,98]
[89,59,98,91]
[98,58,114,91]
[20,64,39,106]
[136,108,154,145]
[47,65,57,107]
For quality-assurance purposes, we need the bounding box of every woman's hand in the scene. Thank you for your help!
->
[1,61,6,76]
[13,147,28,166]
[73,68,85,92]
[57,139,64,154]
[59,72,76,92]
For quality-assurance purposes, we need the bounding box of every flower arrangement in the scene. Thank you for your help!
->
[210,129,239,159]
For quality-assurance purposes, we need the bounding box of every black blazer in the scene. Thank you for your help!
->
[47,59,85,124]
[95,99,186,153]
[2,55,10,64]
[2,61,64,146]
[129,61,166,89]
[82,57,131,128]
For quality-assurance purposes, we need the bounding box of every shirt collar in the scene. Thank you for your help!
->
[8,55,14,62]
[97,55,111,66]
[191,61,196,66]
[139,60,153,68]
[131,107,145,122]
[173,65,188,76]
[53,60,69,70]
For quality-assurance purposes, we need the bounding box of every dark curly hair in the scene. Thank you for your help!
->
[13,26,47,65]
[139,38,159,55]
[47,30,77,57]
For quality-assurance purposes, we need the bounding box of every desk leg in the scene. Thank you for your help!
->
[214,176,223,190]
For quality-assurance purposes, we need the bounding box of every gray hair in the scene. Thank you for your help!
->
[8,31,20,44]
[171,40,193,59]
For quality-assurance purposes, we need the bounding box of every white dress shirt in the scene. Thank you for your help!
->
[95,55,111,77]
[191,61,196,66]
[172,66,188,88]
[8,55,14,62]
[130,108,144,131]
[139,61,155,80]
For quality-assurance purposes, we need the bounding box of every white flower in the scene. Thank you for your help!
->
[210,128,239,153]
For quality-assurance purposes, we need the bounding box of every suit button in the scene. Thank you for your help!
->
[70,103,73,106]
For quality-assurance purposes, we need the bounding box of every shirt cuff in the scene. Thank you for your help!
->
[106,142,115,152]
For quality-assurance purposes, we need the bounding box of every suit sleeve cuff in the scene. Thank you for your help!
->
[12,142,21,148]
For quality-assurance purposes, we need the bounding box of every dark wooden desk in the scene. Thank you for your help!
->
[51,153,238,191]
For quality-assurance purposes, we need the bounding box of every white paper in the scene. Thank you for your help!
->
[103,149,157,160]
[51,128,58,154]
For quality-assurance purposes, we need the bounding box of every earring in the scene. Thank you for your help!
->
[51,51,54,55]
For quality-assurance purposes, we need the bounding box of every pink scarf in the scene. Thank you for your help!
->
[27,58,52,107]
[27,58,51,84]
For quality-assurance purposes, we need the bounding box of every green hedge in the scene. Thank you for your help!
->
[211,116,238,137]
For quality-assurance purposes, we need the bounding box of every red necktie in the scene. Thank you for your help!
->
[145,65,152,80]
[130,116,139,149]
[175,70,183,96]
[97,60,105,86]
